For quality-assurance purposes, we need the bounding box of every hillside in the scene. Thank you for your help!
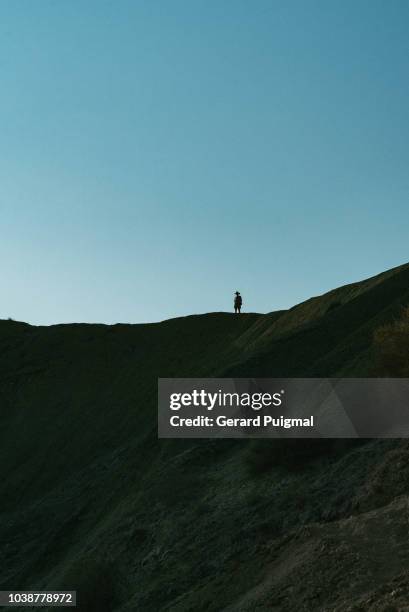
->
[1,263,409,611]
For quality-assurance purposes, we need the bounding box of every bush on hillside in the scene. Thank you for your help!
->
[245,438,364,474]
[326,301,342,313]
[373,305,409,376]
[245,438,357,474]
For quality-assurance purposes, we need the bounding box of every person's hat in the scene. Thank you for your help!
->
[235,291,240,295]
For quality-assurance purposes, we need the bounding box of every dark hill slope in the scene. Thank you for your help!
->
[0,313,260,510]
[227,262,409,376]
[0,264,409,611]
[231,262,409,355]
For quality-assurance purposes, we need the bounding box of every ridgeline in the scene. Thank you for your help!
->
[1,263,409,611]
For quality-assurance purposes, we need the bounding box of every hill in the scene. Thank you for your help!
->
[1,263,409,611]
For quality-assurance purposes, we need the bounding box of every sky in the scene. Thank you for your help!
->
[1,0,409,325]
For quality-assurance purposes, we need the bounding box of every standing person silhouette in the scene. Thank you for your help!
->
[234,291,242,314]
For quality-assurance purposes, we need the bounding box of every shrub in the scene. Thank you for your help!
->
[326,301,341,313]
[245,438,333,473]
[245,438,362,474]
[373,305,409,376]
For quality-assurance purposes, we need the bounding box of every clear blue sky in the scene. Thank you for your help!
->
[1,0,409,325]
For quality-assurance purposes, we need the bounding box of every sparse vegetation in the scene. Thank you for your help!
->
[327,300,342,313]
[245,438,362,474]
[373,305,409,376]
[245,438,333,473]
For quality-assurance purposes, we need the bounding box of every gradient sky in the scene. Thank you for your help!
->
[1,0,409,325]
